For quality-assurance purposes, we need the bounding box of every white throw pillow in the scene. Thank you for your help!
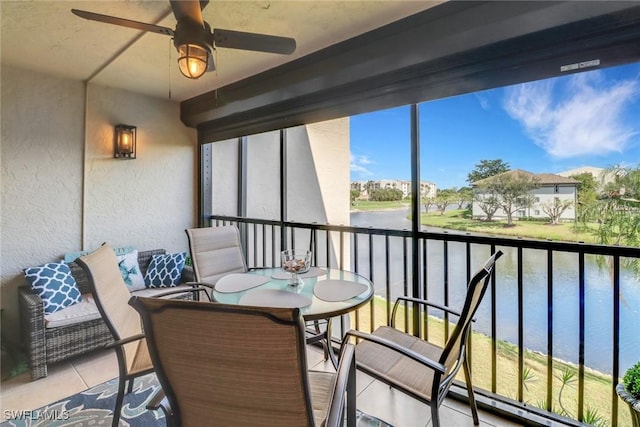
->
[116,249,146,291]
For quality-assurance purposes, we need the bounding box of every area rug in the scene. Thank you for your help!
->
[1,373,393,426]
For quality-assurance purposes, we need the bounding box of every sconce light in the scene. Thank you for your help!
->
[114,124,136,159]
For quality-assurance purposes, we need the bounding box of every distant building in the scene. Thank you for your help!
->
[351,179,436,199]
[557,166,614,192]
[471,169,579,221]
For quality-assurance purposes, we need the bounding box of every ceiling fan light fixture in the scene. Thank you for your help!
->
[177,43,209,79]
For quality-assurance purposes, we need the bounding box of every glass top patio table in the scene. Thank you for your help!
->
[212,267,374,322]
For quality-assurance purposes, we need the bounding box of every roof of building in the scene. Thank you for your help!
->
[471,169,579,186]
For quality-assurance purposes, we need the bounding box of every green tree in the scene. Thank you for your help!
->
[350,189,360,206]
[467,159,510,184]
[570,172,599,225]
[434,188,456,215]
[423,196,435,213]
[478,170,539,226]
[453,187,474,209]
[541,197,573,225]
[370,188,403,201]
[597,165,640,248]
[474,191,501,221]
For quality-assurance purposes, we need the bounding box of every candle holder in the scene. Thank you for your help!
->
[281,250,311,287]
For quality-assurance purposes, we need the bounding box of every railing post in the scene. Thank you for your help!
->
[410,103,421,336]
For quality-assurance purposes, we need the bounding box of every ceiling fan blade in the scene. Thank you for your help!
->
[213,29,296,55]
[71,9,174,36]
[170,0,204,26]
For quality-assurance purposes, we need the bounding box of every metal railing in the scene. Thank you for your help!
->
[209,214,639,427]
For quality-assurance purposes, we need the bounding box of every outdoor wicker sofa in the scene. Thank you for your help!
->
[18,248,194,380]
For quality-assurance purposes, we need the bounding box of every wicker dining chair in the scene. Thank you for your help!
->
[345,250,503,427]
[76,244,208,427]
[130,296,357,427]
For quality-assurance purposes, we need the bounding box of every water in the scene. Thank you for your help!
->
[350,209,640,375]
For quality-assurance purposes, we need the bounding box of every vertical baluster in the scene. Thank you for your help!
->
[546,249,554,412]
[368,233,375,332]
[491,243,497,394]
[403,236,409,333]
[271,224,276,266]
[517,246,524,403]
[252,222,257,267]
[578,251,585,422]
[612,255,620,427]
[354,233,360,331]
[443,239,449,340]
[385,235,391,327]
[466,242,473,370]
[326,229,330,268]
[422,237,428,341]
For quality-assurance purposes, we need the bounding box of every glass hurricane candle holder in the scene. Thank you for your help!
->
[281,249,311,287]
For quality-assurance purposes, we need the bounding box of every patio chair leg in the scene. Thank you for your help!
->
[431,403,440,427]
[463,358,480,425]
[346,354,356,427]
[112,376,127,427]
[127,377,134,394]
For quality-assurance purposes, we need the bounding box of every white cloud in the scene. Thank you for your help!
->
[475,94,490,111]
[503,71,639,158]
[350,153,375,177]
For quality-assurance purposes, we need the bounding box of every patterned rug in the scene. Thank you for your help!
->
[2,373,392,426]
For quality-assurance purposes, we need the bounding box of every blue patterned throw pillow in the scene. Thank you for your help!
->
[144,252,187,288]
[24,262,82,314]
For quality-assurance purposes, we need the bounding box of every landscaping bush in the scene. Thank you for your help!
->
[624,361,640,399]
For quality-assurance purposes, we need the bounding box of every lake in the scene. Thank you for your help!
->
[350,209,640,375]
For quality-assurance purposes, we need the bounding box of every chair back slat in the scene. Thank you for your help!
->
[76,244,143,372]
[186,226,248,285]
[130,297,315,427]
[441,251,502,373]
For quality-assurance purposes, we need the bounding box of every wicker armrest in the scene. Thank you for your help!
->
[18,285,44,330]
[18,285,47,379]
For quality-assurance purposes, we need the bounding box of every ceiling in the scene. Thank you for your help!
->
[1,1,440,102]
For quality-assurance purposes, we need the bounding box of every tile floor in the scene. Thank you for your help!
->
[1,346,523,427]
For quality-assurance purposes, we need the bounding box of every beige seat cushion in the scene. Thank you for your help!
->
[44,294,101,328]
[43,284,194,329]
[355,325,444,402]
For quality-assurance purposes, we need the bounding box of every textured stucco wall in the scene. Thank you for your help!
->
[0,66,196,344]
[1,66,86,344]
[84,84,196,251]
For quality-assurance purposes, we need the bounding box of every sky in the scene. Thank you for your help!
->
[349,62,640,190]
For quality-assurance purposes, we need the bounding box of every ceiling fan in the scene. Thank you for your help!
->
[71,0,296,79]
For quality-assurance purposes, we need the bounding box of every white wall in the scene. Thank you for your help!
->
[209,118,350,267]
[1,65,197,343]
[84,84,196,250]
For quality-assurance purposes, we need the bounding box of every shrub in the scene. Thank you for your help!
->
[624,361,640,399]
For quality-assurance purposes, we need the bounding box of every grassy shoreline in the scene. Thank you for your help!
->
[349,203,599,243]
[419,209,600,243]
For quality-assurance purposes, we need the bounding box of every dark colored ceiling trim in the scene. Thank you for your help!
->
[182,1,640,143]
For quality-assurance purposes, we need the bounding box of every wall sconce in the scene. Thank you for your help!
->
[114,124,136,159]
